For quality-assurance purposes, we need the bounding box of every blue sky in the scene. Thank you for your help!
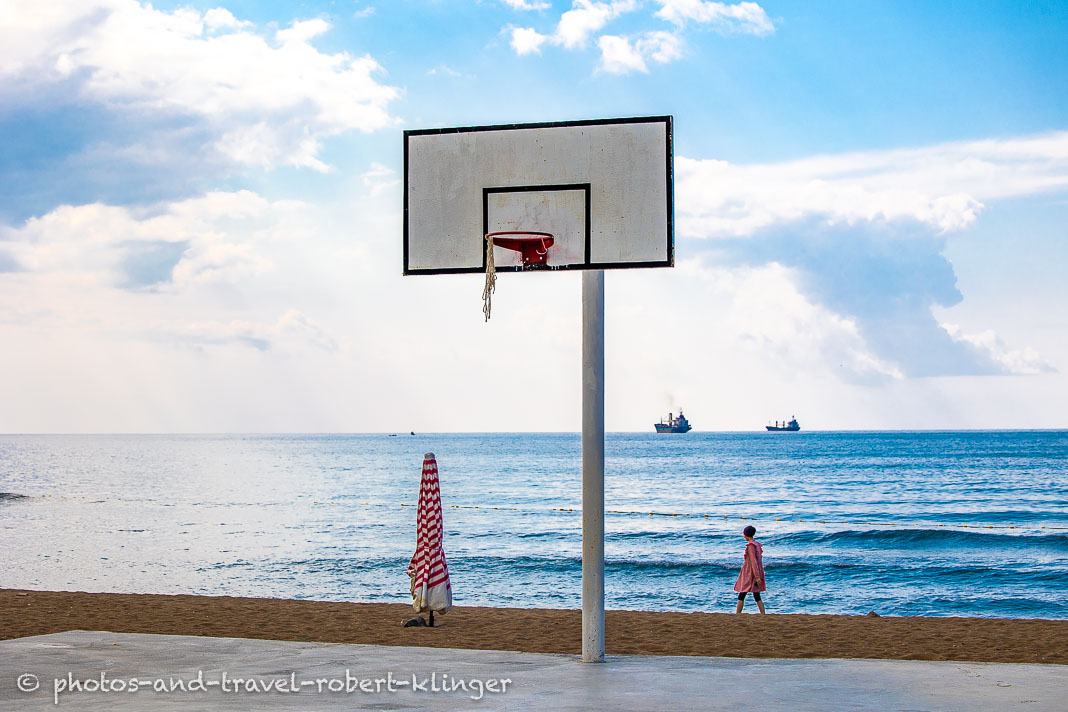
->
[1,0,1066,432]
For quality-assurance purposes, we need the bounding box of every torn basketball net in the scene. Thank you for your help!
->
[407,453,452,614]
[482,231,555,321]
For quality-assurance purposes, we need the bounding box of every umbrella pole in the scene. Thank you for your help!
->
[581,270,606,663]
[428,610,434,627]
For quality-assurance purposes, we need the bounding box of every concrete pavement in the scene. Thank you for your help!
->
[1,630,1064,711]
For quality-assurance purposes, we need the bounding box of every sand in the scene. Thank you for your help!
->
[2,589,1065,664]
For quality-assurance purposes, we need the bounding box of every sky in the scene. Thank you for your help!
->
[1,0,1066,433]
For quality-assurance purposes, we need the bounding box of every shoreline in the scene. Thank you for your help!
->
[3,589,1065,664]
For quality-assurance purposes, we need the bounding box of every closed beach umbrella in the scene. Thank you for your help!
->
[406,452,452,626]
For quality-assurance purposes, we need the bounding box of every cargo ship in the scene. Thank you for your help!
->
[655,411,692,433]
[766,416,800,432]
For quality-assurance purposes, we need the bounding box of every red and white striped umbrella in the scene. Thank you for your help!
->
[407,453,452,617]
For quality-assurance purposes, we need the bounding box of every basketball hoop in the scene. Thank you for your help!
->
[404,116,674,665]
[482,231,555,321]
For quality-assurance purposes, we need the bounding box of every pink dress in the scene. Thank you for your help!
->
[734,540,766,593]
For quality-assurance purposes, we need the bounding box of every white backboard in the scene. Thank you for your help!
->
[404,116,673,275]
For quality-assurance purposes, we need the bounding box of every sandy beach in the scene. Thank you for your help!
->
[2,589,1065,664]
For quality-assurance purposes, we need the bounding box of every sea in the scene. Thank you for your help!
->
[1,431,1066,619]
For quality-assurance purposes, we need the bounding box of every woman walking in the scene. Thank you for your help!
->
[734,525,766,614]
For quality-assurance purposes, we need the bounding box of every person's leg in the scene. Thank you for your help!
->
[736,592,745,614]
[754,591,765,614]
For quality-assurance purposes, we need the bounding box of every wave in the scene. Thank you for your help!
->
[773,528,1068,550]
[206,538,1068,580]
[206,554,408,573]
[469,526,1068,551]
[0,492,28,503]
[451,553,1068,581]
[611,529,731,540]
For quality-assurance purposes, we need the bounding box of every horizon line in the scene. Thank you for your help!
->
[1,428,1065,437]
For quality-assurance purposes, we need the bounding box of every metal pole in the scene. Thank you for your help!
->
[581,270,605,663]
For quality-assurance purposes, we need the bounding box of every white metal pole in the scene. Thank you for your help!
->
[581,270,605,663]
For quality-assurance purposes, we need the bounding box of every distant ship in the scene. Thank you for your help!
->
[766,416,800,432]
[655,411,692,433]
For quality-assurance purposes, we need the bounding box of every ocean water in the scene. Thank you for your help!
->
[1,431,1066,619]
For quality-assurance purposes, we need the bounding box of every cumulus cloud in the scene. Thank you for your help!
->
[360,163,400,198]
[505,1,770,74]
[507,0,639,58]
[943,324,1055,375]
[596,35,647,73]
[150,310,337,352]
[677,131,1068,378]
[0,0,399,179]
[713,261,906,382]
[203,8,250,31]
[509,26,550,54]
[597,30,683,73]
[0,189,349,355]
[639,30,686,62]
[676,131,1068,238]
[654,0,775,35]
[0,249,20,273]
[501,0,550,10]
[703,221,1013,378]
[556,0,638,49]
[5,191,280,291]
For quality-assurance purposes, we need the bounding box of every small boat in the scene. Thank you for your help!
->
[655,411,692,433]
[766,416,800,432]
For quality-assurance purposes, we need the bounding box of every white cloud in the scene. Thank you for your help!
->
[676,131,1068,237]
[203,8,250,32]
[509,26,550,54]
[501,0,550,10]
[0,0,400,171]
[5,191,286,291]
[360,163,400,198]
[154,310,337,352]
[597,31,684,74]
[427,65,463,76]
[943,324,1055,375]
[597,35,648,73]
[655,0,775,35]
[276,17,331,44]
[639,30,685,63]
[0,186,407,432]
[509,0,639,59]
[216,123,330,173]
[715,262,905,381]
[0,186,359,375]
[556,0,638,49]
[0,185,1062,431]
[675,131,1068,380]
[276,310,338,351]
[505,1,770,72]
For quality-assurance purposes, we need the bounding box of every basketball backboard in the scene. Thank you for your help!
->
[403,116,673,275]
